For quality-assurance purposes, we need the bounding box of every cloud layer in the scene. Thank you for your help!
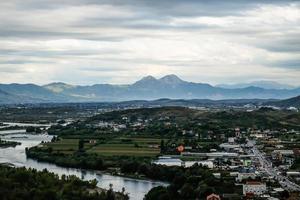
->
[0,0,299,85]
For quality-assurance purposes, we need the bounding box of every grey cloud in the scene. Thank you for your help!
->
[257,36,300,53]
[79,66,130,72]
[0,48,126,58]
[0,0,299,85]
[0,59,53,65]
[270,59,300,70]
[0,66,26,73]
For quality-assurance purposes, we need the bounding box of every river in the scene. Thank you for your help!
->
[0,131,167,200]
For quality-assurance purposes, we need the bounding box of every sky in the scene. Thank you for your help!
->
[0,0,299,86]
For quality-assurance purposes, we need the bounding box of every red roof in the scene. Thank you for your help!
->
[246,181,263,185]
[207,193,221,200]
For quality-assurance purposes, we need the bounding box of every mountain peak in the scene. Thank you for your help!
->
[141,75,157,81]
[159,74,184,84]
[133,75,158,86]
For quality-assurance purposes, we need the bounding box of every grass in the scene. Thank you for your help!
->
[88,146,159,156]
[88,138,160,156]
[43,137,160,157]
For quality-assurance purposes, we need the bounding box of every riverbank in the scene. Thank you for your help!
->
[26,146,161,180]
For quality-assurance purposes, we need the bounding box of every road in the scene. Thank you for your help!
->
[249,140,300,191]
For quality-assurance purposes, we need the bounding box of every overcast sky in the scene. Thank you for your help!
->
[0,0,299,85]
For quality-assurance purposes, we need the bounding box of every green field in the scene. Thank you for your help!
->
[88,143,159,156]
[44,139,94,154]
[43,137,160,157]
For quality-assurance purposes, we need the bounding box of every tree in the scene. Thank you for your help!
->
[26,126,35,133]
[160,140,165,153]
[78,139,84,151]
[145,186,170,200]
[180,183,194,199]
[106,183,116,200]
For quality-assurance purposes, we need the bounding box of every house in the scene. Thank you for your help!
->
[236,172,257,182]
[89,140,97,144]
[228,137,235,143]
[206,193,221,200]
[243,181,267,196]
[235,128,241,138]
[219,143,240,151]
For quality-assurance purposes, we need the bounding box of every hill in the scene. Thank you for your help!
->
[217,81,295,90]
[0,83,75,103]
[0,89,41,104]
[89,106,300,130]
[266,95,300,108]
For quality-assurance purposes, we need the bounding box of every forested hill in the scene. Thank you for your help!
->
[266,95,300,108]
[88,107,300,130]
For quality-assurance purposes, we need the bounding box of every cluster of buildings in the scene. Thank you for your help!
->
[153,130,300,199]
[94,121,127,132]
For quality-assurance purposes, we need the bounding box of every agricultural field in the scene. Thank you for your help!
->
[43,136,161,157]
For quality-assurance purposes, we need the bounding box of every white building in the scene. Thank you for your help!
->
[237,173,257,182]
[153,158,183,167]
[184,160,214,169]
[153,157,214,168]
[243,182,267,195]
[228,137,235,143]
[219,143,240,151]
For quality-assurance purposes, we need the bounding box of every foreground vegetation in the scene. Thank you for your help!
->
[0,165,128,200]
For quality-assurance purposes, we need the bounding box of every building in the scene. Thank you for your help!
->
[184,160,214,168]
[235,128,241,138]
[242,159,252,167]
[153,157,183,167]
[153,157,214,168]
[219,143,240,151]
[228,137,235,144]
[237,173,257,182]
[89,140,97,144]
[273,150,294,156]
[206,193,221,200]
[243,181,267,196]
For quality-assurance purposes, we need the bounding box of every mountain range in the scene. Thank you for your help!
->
[216,81,295,90]
[1,74,300,104]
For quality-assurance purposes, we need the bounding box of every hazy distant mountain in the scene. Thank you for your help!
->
[0,83,72,103]
[0,88,42,104]
[0,89,16,104]
[0,75,300,104]
[217,81,295,90]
